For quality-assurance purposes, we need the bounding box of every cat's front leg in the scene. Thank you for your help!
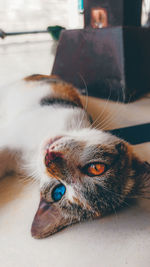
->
[0,148,19,179]
[0,127,21,179]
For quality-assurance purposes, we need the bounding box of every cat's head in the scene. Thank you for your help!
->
[31,128,150,239]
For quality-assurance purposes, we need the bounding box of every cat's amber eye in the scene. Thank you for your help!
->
[83,163,106,177]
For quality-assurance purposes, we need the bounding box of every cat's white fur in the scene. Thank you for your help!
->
[0,79,116,201]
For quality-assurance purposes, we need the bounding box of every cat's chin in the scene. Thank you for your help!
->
[31,197,77,239]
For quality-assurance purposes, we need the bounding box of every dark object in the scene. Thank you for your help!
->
[52,27,150,101]
[52,0,150,102]
[107,123,150,145]
[47,26,65,41]
[84,0,142,28]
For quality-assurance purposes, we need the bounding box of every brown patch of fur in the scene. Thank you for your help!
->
[46,164,61,180]
[51,83,83,108]
[24,74,83,108]
[24,74,59,82]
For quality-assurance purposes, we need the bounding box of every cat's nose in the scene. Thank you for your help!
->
[45,150,63,167]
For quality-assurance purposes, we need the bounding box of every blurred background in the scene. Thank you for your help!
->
[0,0,84,44]
[0,0,84,85]
[0,0,150,78]
[0,0,150,42]
[0,0,150,92]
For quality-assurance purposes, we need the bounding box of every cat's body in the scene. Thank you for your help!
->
[0,75,150,239]
[0,75,89,180]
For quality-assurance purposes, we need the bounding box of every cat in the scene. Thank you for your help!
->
[0,74,150,239]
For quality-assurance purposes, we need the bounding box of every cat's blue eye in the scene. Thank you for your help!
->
[52,184,66,202]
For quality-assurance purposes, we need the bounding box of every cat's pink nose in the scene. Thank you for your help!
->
[45,150,63,167]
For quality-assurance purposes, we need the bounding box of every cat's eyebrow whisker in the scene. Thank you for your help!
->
[19,173,39,186]
[22,160,40,171]
[95,86,127,130]
[99,85,133,130]
[90,86,112,129]
[77,73,89,112]
[96,104,121,130]
[23,172,39,183]
[21,165,34,173]
[21,160,37,170]
[21,161,42,182]
[77,73,90,129]
[94,86,122,130]
[90,94,110,129]
[29,170,40,179]
[94,84,123,130]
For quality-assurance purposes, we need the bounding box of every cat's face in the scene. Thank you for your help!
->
[31,128,150,239]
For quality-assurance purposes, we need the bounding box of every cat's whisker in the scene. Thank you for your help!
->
[98,99,131,131]
[97,104,122,130]
[90,85,123,131]
[20,172,38,183]
[94,86,123,130]
[19,172,38,186]
[77,73,89,112]
[21,161,42,182]
[90,86,112,129]
[94,86,127,130]
[21,177,37,186]
[77,73,89,129]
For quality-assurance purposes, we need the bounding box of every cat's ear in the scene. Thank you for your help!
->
[31,197,76,239]
[130,157,150,199]
[115,141,150,199]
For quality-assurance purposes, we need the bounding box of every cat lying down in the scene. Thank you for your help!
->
[0,74,150,239]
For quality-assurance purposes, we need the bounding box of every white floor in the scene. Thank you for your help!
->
[0,1,150,267]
